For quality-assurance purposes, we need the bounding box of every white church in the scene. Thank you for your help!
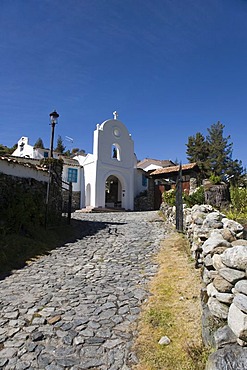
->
[12,112,173,211]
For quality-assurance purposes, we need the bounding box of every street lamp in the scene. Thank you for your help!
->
[49,110,59,158]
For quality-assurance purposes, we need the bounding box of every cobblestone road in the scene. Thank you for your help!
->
[0,211,169,370]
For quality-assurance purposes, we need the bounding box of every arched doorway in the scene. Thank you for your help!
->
[105,175,122,208]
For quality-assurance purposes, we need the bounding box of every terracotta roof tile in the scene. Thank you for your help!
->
[150,162,198,176]
[137,158,175,169]
[0,156,48,172]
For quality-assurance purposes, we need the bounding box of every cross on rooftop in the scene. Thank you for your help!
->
[113,111,118,120]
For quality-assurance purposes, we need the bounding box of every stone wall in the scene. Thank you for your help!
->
[62,190,81,212]
[134,178,155,211]
[0,173,48,233]
[160,203,247,369]
[0,160,63,233]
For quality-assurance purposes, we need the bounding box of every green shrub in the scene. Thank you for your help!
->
[183,186,205,207]
[209,174,221,185]
[162,189,176,206]
[225,186,247,222]
[162,187,205,208]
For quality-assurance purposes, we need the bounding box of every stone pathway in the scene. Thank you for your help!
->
[0,211,169,369]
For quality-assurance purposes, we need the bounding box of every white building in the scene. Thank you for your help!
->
[12,137,51,159]
[11,113,174,211]
[75,113,137,210]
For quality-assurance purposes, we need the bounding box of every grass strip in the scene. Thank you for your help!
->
[133,232,211,370]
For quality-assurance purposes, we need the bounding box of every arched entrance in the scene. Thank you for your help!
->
[105,175,122,208]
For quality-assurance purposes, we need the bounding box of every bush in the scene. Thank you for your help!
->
[209,174,222,185]
[183,186,205,208]
[162,189,176,206]
[225,186,247,222]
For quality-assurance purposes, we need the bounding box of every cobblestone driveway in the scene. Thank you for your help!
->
[0,211,169,370]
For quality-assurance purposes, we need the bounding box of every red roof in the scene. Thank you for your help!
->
[137,158,175,169]
[150,162,198,176]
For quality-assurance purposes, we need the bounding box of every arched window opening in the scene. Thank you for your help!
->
[112,144,121,161]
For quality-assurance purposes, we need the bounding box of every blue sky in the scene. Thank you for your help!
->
[1,0,247,167]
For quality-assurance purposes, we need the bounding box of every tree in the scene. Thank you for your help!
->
[55,135,66,154]
[186,121,244,184]
[34,138,44,149]
[186,132,210,179]
[206,121,233,178]
[0,143,17,156]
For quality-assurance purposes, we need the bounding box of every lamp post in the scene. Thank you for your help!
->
[49,110,59,158]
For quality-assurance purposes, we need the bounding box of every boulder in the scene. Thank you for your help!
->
[232,239,247,247]
[204,254,214,270]
[215,292,234,305]
[211,246,229,255]
[213,275,233,293]
[237,338,247,347]
[202,235,231,257]
[221,245,247,271]
[222,218,244,234]
[207,283,233,304]
[218,267,245,285]
[202,267,213,285]
[201,305,216,347]
[214,325,237,349]
[233,293,247,314]
[206,344,247,370]
[192,211,207,225]
[235,280,247,295]
[191,204,214,213]
[203,212,223,229]
[208,297,229,319]
[228,303,247,341]
[207,283,218,297]
[218,228,236,243]
[212,254,225,270]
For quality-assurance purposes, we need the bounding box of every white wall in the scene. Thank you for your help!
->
[135,168,149,196]
[62,164,81,192]
[12,137,34,158]
[93,119,135,210]
[0,158,49,182]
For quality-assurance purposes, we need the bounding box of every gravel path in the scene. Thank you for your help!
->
[0,211,169,370]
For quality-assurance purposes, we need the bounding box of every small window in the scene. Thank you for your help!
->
[68,168,78,183]
[142,174,147,187]
[44,151,48,158]
[20,142,24,152]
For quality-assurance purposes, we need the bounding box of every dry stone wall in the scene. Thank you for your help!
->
[160,203,247,370]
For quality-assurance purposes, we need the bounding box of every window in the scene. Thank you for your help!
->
[67,168,78,183]
[44,151,49,158]
[20,142,24,152]
[142,174,147,187]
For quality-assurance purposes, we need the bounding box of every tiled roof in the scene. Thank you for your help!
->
[137,158,175,169]
[0,156,48,172]
[150,162,198,176]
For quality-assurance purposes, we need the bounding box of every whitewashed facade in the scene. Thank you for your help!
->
[10,114,156,210]
[75,115,137,210]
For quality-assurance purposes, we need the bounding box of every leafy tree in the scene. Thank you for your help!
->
[55,135,66,154]
[34,137,44,149]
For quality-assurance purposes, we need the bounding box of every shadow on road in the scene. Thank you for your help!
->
[0,218,127,281]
